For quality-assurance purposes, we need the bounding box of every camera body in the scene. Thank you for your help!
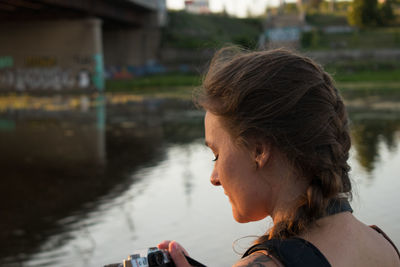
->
[104,247,175,267]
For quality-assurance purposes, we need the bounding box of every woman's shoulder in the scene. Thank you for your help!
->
[301,213,400,266]
[233,252,281,267]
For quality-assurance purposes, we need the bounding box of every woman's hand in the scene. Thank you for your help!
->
[157,240,192,267]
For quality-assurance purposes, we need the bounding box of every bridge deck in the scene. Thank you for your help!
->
[0,0,159,26]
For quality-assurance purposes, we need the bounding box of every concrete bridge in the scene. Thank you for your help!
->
[0,0,166,91]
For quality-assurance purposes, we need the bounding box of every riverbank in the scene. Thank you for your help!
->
[105,70,400,91]
[104,85,400,114]
[105,73,200,99]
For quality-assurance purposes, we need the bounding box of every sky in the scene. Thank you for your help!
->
[166,0,276,18]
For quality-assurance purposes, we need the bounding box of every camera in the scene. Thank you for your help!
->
[104,247,206,267]
[104,247,173,267]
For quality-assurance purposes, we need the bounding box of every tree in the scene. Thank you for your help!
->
[308,0,323,10]
[378,0,395,26]
[348,0,380,27]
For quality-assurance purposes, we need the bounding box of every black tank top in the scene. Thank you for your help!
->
[242,198,351,267]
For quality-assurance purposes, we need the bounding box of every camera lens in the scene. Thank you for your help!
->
[148,251,164,266]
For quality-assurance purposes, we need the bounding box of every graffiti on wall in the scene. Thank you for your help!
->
[73,55,93,65]
[265,27,301,42]
[92,54,104,91]
[105,61,166,79]
[25,56,57,68]
[0,68,74,90]
[77,69,91,88]
[0,54,105,91]
[0,56,14,69]
[0,68,94,91]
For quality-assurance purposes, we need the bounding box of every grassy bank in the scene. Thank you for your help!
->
[105,73,201,99]
[163,11,261,49]
[332,69,400,83]
[327,61,400,95]
[338,81,400,98]
[106,73,201,90]
[105,65,400,103]
[302,27,400,50]
[106,68,400,90]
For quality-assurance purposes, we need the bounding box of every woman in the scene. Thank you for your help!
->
[158,48,400,266]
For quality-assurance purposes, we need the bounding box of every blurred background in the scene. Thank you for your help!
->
[0,0,399,266]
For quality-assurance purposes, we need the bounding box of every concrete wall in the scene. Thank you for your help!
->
[103,18,162,79]
[0,18,104,91]
[103,27,160,67]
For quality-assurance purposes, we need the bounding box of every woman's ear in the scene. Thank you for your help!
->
[254,142,271,169]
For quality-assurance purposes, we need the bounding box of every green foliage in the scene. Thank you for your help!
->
[348,0,380,27]
[378,0,396,25]
[306,1,351,13]
[309,0,324,11]
[348,0,397,27]
[306,13,349,26]
[232,35,258,49]
[162,11,262,49]
[301,30,321,48]
[283,3,299,14]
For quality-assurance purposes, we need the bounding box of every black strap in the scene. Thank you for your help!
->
[370,225,400,259]
[242,238,331,267]
[185,255,207,267]
[326,197,353,216]
[242,198,353,267]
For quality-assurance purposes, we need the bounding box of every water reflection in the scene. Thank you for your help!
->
[350,109,400,173]
[0,93,399,266]
[0,94,203,266]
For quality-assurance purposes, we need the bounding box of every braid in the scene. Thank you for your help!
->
[322,72,352,194]
[266,68,352,240]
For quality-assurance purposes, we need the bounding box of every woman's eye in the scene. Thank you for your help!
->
[212,155,219,162]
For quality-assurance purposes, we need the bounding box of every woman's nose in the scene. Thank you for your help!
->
[210,170,221,186]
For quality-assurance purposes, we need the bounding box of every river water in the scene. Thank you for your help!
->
[0,92,399,266]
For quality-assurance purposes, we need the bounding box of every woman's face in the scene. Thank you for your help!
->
[204,112,272,223]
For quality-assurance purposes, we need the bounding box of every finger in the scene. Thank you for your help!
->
[169,241,191,267]
[170,240,189,256]
[157,240,171,250]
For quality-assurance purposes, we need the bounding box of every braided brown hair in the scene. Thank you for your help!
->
[196,47,352,240]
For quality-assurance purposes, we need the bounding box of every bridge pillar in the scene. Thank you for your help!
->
[0,18,104,92]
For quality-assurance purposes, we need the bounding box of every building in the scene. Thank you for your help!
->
[259,13,306,49]
[184,0,210,14]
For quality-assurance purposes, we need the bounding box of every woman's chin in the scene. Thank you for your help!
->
[232,210,267,223]
[232,210,251,223]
